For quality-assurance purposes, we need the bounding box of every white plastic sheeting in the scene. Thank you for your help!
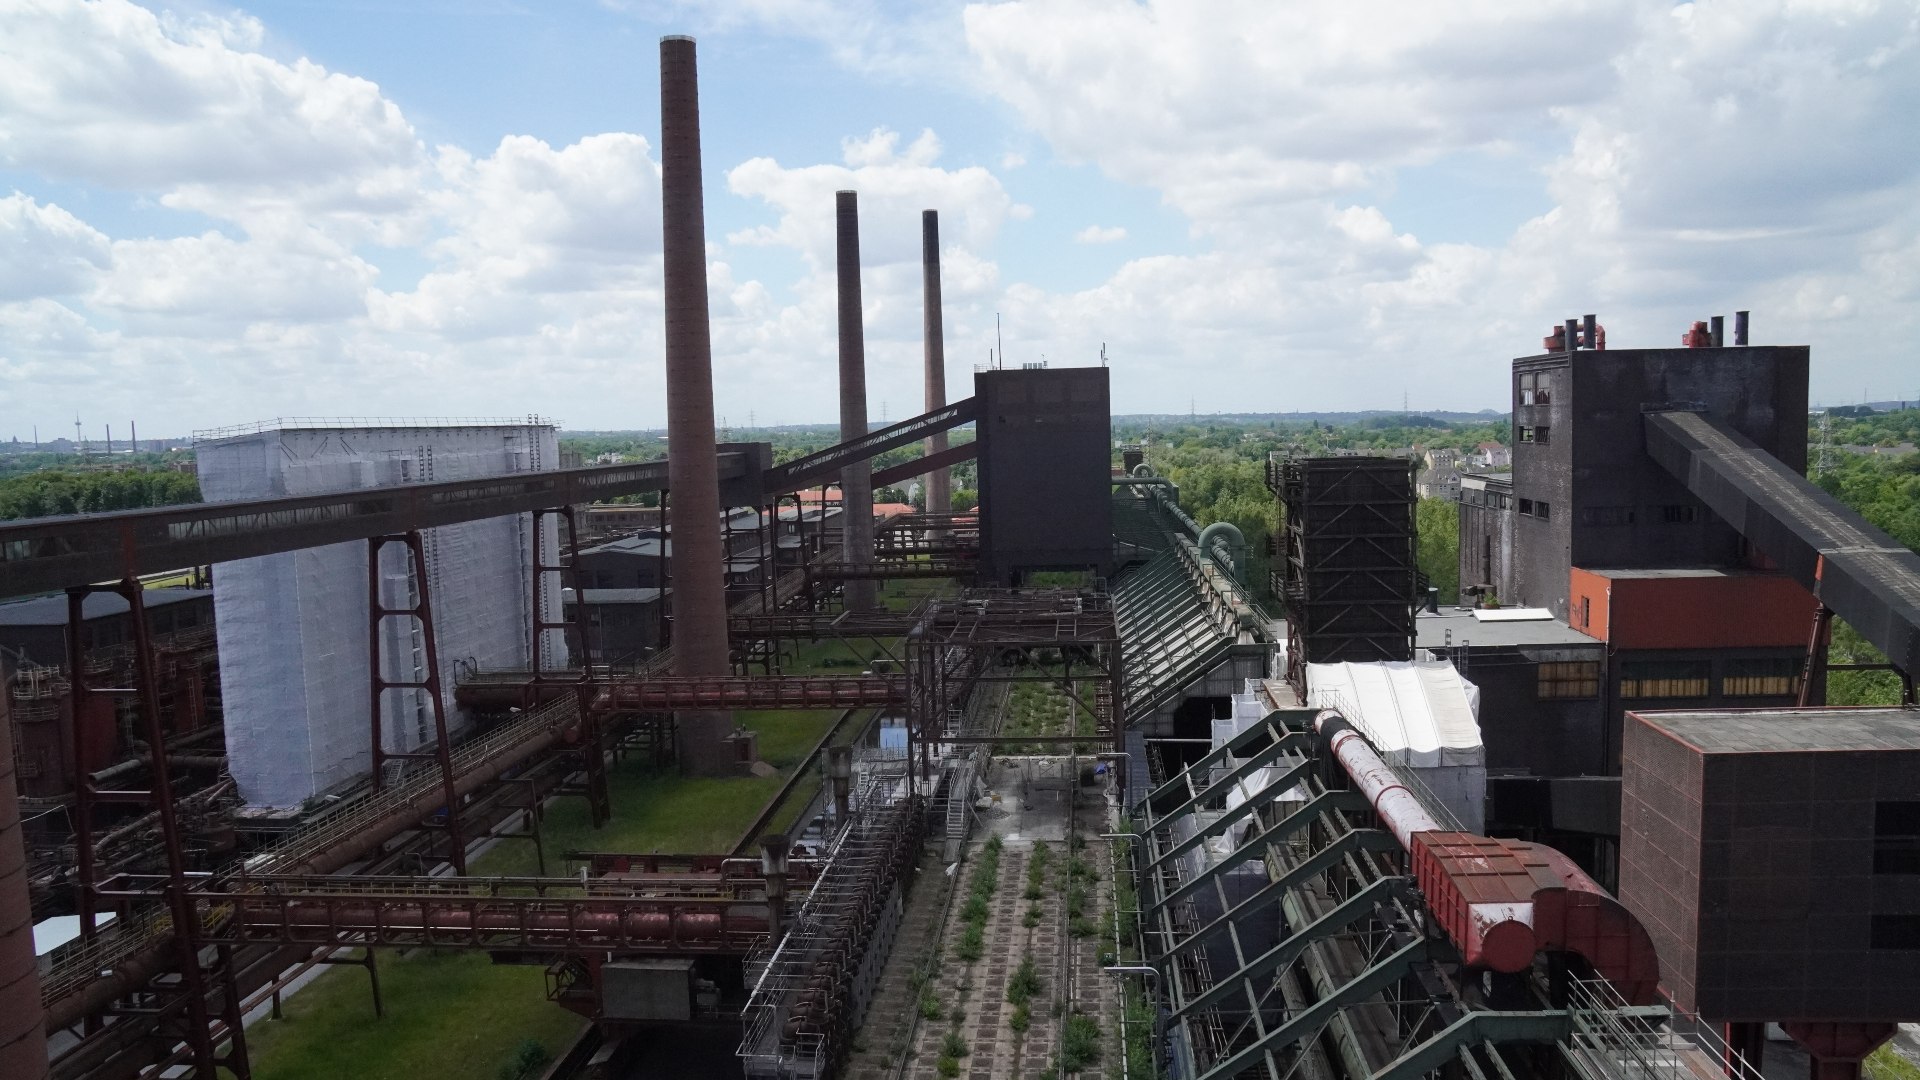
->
[1304,660,1486,832]
[200,424,561,810]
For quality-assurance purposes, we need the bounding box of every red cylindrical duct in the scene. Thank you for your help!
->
[659,35,735,773]
[836,190,876,611]
[1316,712,1536,974]
[921,209,952,520]
[0,664,52,1079]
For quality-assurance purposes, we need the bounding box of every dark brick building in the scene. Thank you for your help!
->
[975,366,1113,584]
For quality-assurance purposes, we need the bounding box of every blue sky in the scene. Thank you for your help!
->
[2,0,1917,438]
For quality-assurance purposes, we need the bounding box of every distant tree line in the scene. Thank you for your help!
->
[0,468,201,520]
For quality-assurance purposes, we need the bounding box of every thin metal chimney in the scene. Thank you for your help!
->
[659,35,734,775]
[836,190,876,610]
[922,210,952,522]
[1734,310,1750,346]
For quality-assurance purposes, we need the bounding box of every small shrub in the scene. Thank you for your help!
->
[936,1055,961,1078]
[962,894,989,921]
[1022,906,1041,928]
[942,1032,970,1059]
[495,1039,550,1080]
[1009,1002,1031,1033]
[1007,956,1044,1005]
[919,991,943,1020]
[1069,915,1099,938]
[1062,1014,1103,1072]
[954,924,984,962]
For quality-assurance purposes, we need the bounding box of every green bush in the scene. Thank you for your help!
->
[1007,957,1044,1006]
[919,991,943,1020]
[1009,1003,1031,1034]
[936,1055,961,1078]
[942,1032,970,1059]
[495,1039,549,1080]
[1061,1014,1103,1072]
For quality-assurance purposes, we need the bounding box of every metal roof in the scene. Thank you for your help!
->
[0,587,213,627]
[561,588,663,605]
[1414,607,1600,650]
[1636,707,1920,753]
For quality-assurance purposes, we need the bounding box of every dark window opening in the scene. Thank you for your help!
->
[1534,425,1550,444]
[1580,506,1635,527]
[1518,498,1534,516]
[1519,426,1536,443]
[1519,373,1536,406]
[1872,915,1920,948]
[1875,802,1920,875]
[1661,504,1698,524]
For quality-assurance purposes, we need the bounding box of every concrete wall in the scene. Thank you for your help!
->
[1621,714,1920,1021]
[1506,345,1810,620]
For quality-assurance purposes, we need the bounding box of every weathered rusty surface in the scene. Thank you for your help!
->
[836,190,876,611]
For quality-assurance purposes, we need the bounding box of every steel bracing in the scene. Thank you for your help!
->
[1122,706,1749,1080]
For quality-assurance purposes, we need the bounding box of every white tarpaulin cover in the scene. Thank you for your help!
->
[200,423,561,810]
[1304,660,1486,831]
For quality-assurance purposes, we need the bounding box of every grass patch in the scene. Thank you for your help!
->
[919,990,944,1020]
[1009,1002,1030,1034]
[941,1032,970,1059]
[1006,956,1043,1006]
[1869,1047,1920,1080]
[241,950,584,1080]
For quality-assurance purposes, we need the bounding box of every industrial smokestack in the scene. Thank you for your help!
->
[922,210,952,521]
[659,35,734,775]
[1710,314,1725,348]
[1734,310,1750,346]
[836,190,876,611]
[0,662,52,1080]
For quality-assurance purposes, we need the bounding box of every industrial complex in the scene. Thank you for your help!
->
[3,36,1920,1080]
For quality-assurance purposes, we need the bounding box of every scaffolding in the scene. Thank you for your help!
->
[739,771,923,1079]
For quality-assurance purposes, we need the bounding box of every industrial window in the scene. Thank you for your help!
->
[1533,375,1553,404]
[1519,426,1536,443]
[1519,373,1537,406]
[1495,492,1512,510]
[1874,803,1920,875]
[1580,506,1635,527]
[1618,660,1710,699]
[1518,498,1534,516]
[1872,915,1920,948]
[1723,657,1800,697]
[1538,661,1600,699]
[1661,504,1698,524]
[1533,426,1550,444]
[1536,501,1551,521]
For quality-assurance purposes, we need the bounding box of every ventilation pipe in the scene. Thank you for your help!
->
[1196,521,1246,581]
[659,35,735,775]
[922,210,952,522]
[836,190,877,611]
[1734,310,1750,346]
[0,663,51,1079]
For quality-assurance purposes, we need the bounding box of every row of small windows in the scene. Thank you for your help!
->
[1618,658,1801,699]
[1517,498,1552,520]
[1517,425,1551,444]
[1575,504,1701,526]
[1532,658,1801,700]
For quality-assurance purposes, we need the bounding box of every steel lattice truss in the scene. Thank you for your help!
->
[1127,710,1690,1080]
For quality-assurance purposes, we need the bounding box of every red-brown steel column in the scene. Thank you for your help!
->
[660,35,736,775]
[836,190,877,611]
[921,209,952,523]
[0,659,49,1080]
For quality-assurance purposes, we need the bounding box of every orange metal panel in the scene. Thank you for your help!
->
[1569,567,1611,641]
[1569,569,1814,650]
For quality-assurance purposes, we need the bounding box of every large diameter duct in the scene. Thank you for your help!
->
[921,210,952,520]
[659,34,736,773]
[0,664,51,1078]
[835,190,877,610]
